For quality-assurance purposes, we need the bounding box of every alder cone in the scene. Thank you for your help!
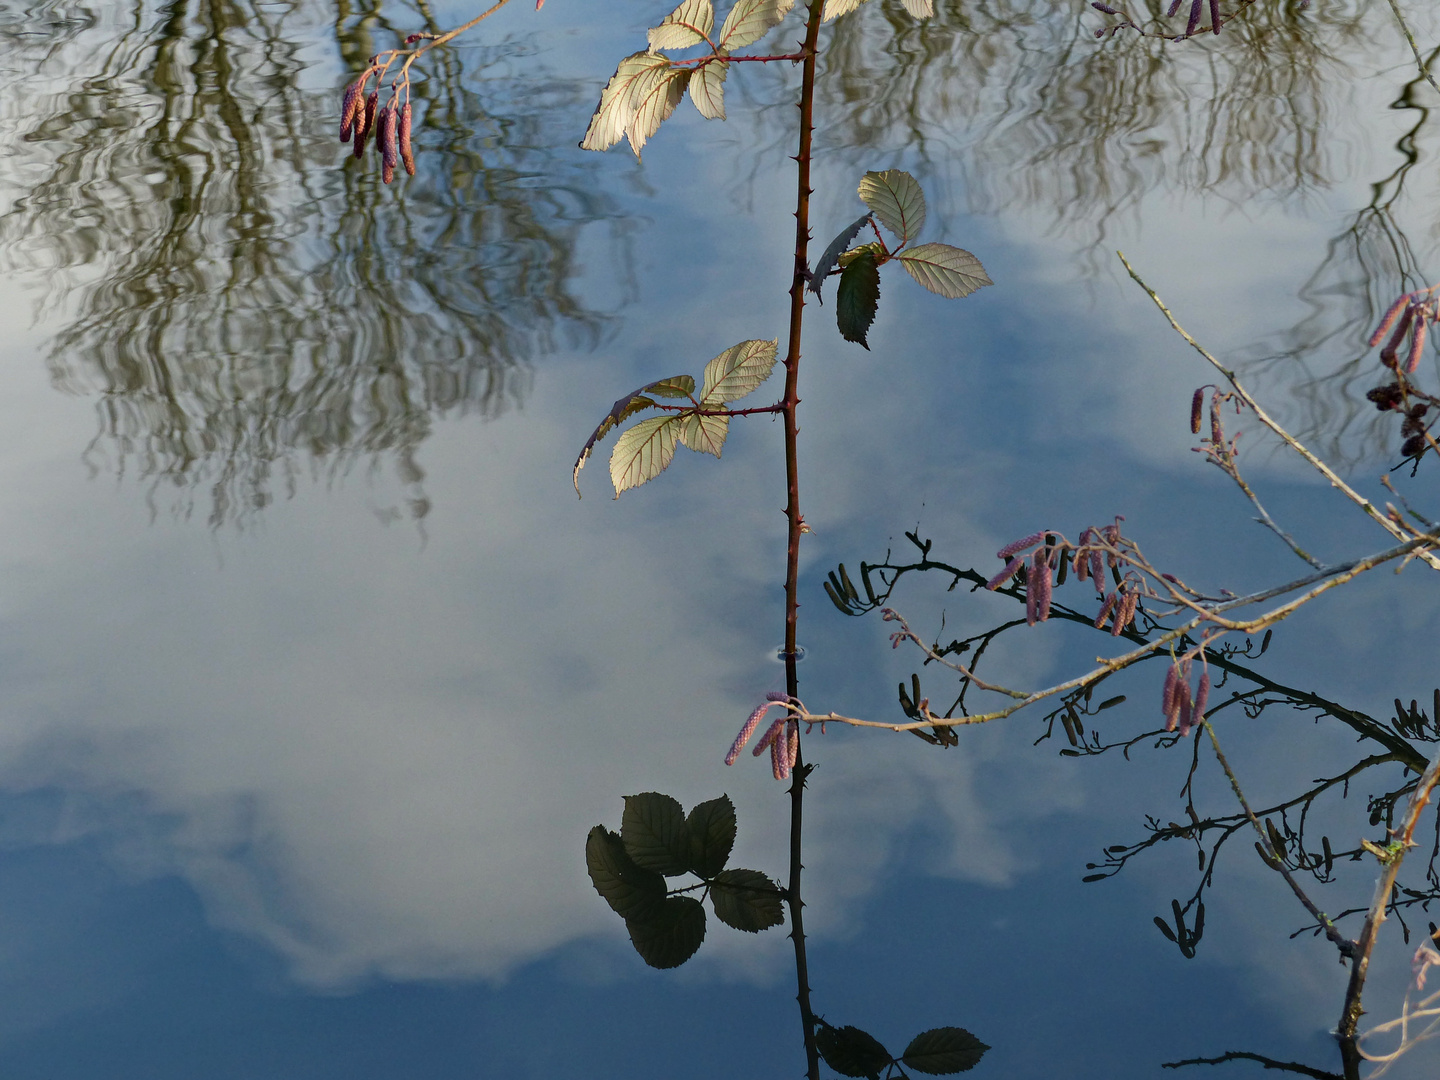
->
[399,102,415,176]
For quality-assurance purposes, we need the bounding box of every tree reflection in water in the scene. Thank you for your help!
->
[0,0,618,525]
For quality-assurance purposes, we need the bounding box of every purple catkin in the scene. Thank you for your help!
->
[985,558,1022,591]
[354,90,378,159]
[1091,1,1118,11]
[1117,589,1140,634]
[1025,568,1038,625]
[771,724,789,780]
[786,720,799,770]
[1381,305,1416,364]
[1161,664,1180,720]
[1094,591,1118,630]
[378,104,398,183]
[1192,672,1211,725]
[1185,0,1202,36]
[1035,550,1054,622]
[399,102,415,176]
[753,716,786,756]
[1407,319,1428,375]
[340,78,364,142]
[1089,551,1105,592]
[1175,683,1195,737]
[1370,294,1412,347]
[997,531,1046,561]
[1109,589,1128,636]
[1208,0,1220,33]
[1210,401,1224,448]
[727,702,774,765]
[1167,0,1182,14]
[1190,388,1204,434]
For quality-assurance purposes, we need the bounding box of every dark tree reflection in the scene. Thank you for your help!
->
[0,0,619,524]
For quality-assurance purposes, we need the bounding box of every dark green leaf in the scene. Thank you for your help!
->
[626,896,706,969]
[810,213,874,299]
[711,868,784,932]
[585,826,667,923]
[686,795,737,878]
[816,1023,893,1079]
[622,792,692,875]
[837,254,880,349]
[901,1027,989,1074]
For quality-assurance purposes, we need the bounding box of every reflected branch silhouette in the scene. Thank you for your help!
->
[0,0,620,525]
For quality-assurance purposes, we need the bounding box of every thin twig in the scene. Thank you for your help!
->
[1160,1050,1341,1078]
[1118,252,1440,572]
[1383,0,1440,96]
[1203,721,1353,957]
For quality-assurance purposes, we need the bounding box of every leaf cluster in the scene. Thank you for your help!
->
[815,1019,988,1078]
[573,338,779,497]
[585,792,785,968]
[813,171,992,348]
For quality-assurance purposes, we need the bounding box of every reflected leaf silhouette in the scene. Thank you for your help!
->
[0,0,622,525]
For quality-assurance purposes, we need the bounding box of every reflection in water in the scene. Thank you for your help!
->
[1243,53,1440,465]
[0,0,618,524]
[814,0,1373,232]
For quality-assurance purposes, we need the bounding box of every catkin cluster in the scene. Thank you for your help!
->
[985,520,1142,635]
[340,69,416,183]
[1364,288,1439,461]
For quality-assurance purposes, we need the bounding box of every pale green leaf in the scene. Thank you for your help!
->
[678,410,729,457]
[719,0,795,48]
[648,0,715,50]
[689,56,728,120]
[581,52,666,153]
[821,0,873,22]
[700,339,780,405]
[625,62,691,157]
[610,414,684,497]
[646,374,696,398]
[900,0,934,17]
[573,375,694,496]
[898,243,993,299]
[858,169,926,243]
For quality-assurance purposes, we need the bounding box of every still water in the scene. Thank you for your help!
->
[0,0,1436,1076]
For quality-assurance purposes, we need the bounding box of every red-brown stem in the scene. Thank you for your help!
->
[783,3,825,1079]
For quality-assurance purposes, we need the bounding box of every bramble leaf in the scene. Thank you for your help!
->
[837,254,880,349]
[900,0,934,17]
[719,0,796,48]
[586,826,667,923]
[610,414,684,497]
[685,795,737,877]
[574,375,694,496]
[822,0,874,22]
[810,213,874,299]
[689,55,728,120]
[621,792,692,874]
[581,52,666,153]
[648,0,715,51]
[626,62,692,157]
[858,169,926,244]
[678,410,729,457]
[816,1023,893,1078]
[711,868,784,932]
[627,896,707,968]
[901,1028,990,1074]
[700,338,779,404]
[898,243,992,299]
